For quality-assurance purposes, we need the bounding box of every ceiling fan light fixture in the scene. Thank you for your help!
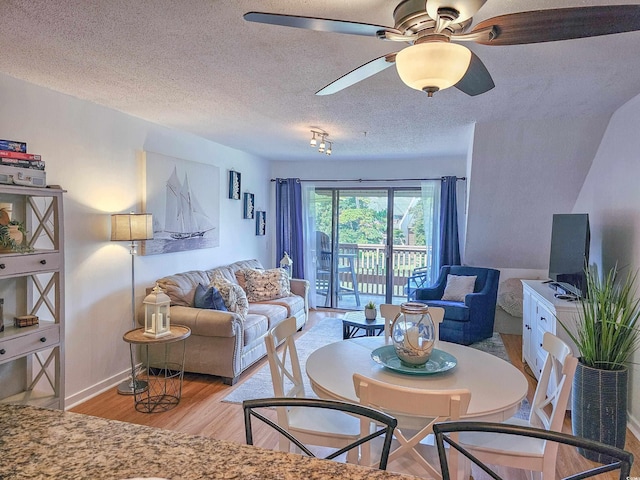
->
[395,42,472,95]
[310,131,317,147]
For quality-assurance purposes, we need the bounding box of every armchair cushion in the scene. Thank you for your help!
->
[442,275,477,302]
[420,300,470,322]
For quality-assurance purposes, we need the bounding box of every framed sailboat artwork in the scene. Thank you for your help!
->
[140,151,220,255]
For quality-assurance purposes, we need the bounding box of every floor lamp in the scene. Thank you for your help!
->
[111,212,154,395]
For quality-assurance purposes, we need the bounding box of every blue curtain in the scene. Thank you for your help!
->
[275,178,304,278]
[438,176,461,267]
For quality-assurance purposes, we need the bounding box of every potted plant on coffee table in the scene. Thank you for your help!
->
[364,301,377,320]
[559,264,640,462]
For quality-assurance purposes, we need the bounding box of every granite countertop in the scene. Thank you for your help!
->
[0,404,420,480]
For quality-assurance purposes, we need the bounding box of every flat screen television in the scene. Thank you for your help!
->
[548,213,590,297]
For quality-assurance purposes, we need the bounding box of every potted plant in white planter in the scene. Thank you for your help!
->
[559,264,640,462]
[364,301,377,320]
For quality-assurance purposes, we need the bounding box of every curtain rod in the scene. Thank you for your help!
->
[270,177,466,183]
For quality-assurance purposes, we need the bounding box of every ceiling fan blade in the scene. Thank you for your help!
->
[472,5,640,46]
[244,12,400,37]
[316,53,397,96]
[454,52,494,96]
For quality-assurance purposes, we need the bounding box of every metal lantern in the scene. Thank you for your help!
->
[143,284,171,338]
[280,251,293,278]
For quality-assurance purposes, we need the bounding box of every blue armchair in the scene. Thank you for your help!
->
[414,265,500,345]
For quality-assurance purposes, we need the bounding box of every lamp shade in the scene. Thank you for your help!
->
[395,42,471,94]
[111,213,154,241]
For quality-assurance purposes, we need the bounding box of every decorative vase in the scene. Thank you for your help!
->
[9,225,22,244]
[364,307,376,320]
[0,225,23,252]
[390,302,435,367]
[572,361,628,463]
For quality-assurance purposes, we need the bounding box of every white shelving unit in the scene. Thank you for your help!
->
[0,184,65,409]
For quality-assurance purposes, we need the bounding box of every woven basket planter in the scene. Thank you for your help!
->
[571,361,628,463]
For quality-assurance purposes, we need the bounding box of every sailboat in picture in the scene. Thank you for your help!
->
[163,167,215,240]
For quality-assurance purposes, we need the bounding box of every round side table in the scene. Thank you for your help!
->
[123,325,191,413]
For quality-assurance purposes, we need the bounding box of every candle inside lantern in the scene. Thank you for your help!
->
[405,325,420,349]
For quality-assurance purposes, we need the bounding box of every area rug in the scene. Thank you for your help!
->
[222,318,529,419]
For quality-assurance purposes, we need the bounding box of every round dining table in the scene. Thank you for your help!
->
[306,336,529,422]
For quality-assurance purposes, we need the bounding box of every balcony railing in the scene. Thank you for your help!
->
[336,243,431,297]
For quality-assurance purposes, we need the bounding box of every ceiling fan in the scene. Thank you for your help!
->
[244,0,640,97]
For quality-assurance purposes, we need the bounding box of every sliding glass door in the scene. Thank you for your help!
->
[313,187,433,310]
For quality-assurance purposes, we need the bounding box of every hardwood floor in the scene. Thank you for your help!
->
[71,310,639,479]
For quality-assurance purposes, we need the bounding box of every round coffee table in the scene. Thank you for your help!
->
[342,311,385,339]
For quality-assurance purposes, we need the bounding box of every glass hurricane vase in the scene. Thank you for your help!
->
[391,302,436,367]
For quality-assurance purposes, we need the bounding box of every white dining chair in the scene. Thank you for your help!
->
[379,304,443,343]
[353,372,471,479]
[264,316,360,462]
[456,331,578,480]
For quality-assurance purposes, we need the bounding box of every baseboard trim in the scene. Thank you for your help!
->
[64,368,130,410]
[628,411,640,442]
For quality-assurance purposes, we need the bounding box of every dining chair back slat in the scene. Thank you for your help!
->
[354,372,470,479]
[456,332,578,479]
[264,316,361,462]
[433,421,634,480]
[243,397,398,470]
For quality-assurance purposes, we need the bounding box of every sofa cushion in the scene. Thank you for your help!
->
[242,314,269,346]
[248,302,288,327]
[156,270,211,307]
[243,268,291,302]
[259,295,305,317]
[442,274,477,302]
[193,283,228,311]
[210,274,249,318]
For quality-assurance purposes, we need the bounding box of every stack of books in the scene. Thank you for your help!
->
[0,139,45,171]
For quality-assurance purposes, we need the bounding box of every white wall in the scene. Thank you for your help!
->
[466,115,610,269]
[0,73,271,407]
[573,92,640,438]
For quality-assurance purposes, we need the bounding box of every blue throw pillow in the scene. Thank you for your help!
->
[193,283,228,311]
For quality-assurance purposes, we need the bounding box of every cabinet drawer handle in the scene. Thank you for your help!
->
[0,264,5,269]
[540,316,546,322]
[40,259,46,265]
[0,349,5,355]
[40,337,47,343]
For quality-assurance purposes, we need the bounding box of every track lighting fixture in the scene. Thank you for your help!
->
[309,130,333,156]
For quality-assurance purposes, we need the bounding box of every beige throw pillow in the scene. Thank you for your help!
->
[210,274,249,318]
[243,268,291,302]
[441,274,477,302]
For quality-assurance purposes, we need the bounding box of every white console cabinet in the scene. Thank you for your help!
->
[0,185,64,409]
[521,280,580,380]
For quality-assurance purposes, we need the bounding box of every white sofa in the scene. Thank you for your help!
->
[140,259,309,385]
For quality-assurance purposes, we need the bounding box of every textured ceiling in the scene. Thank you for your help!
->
[1,0,639,162]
